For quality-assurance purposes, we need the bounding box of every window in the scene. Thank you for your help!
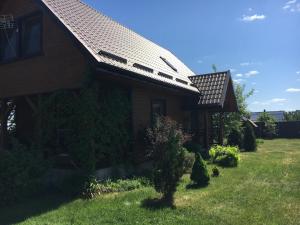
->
[21,15,42,56]
[0,28,18,61]
[0,12,43,63]
[160,56,178,72]
[151,99,166,122]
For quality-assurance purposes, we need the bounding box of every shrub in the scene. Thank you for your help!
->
[147,117,188,205]
[257,111,277,138]
[243,122,257,152]
[209,145,240,167]
[190,153,210,186]
[82,177,149,199]
[184,141,209,159]
[183,149,195,173]
[0,141,48,206]
[227,127,243,148]
[212,167,220,177]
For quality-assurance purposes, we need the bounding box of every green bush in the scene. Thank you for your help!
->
[82,177,149,199]
[243,122,257,152]
[183,149,195,173]
[212,167,220,177]
[209,145,240,167]
[257,111,277,138]
[0,141,48,206]
[190,153,210,186]
[227,127,243,148]
[184,142,209,159]
[147,117,188,205]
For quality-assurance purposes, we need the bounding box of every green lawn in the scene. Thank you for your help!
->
[1,139,300,225]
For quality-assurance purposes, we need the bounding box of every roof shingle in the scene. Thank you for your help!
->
[189,71,230,107]
[40,0,199,92]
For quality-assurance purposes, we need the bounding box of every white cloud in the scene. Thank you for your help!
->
[236,73,243,77]
[245,70,259,77]
[241,14,266,22]
[233,79,244,84]
[271,98,287,103]
[286,88,300,92]
[240,62,250,66]
[251,98,287,106]
[296,71,300,74]
[248,8,253,12]
[287,0,297,4]
[282,0,300,12]
[197,60,203,64]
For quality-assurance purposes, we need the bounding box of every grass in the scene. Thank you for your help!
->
[1,139,300,225]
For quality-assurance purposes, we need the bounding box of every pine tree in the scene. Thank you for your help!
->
[243,122,257,151]
[190,153,210,186]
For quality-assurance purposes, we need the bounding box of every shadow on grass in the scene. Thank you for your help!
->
[0,192,75,225]
[186,183,209,189]
[141,197,176,210]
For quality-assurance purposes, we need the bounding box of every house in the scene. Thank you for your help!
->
[0,0,237,163]
[251,111,285,122]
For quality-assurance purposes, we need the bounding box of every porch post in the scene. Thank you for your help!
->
[0,99,8,150]
[204,110,209,149]
[218,112,224,145]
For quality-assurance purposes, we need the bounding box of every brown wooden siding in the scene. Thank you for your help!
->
[131,85,185,136]
[0,0,87,98]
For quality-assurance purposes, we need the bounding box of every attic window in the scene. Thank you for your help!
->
[99,50,127,64]
[160,56,177,72]
[158,72,173,80]
[133,63,154,73]
[175,78,188,85]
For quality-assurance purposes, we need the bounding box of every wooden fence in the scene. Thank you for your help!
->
[255,121,300,138]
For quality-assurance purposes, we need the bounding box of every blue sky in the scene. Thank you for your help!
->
[83,0,300,112]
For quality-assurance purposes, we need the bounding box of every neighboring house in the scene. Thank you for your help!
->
[0,0,237,157]
[251,111,285,122]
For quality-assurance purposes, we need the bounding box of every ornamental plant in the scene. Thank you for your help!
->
[147,117,189,205]
[190,153,210,186]
[209,145,240,167]
[243,122,257,152]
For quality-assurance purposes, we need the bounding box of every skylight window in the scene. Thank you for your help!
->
[160,56,177,72]
[175,78,188,85]
[133,63,154,73]
[98,50,127,64]
[158,72,173,80]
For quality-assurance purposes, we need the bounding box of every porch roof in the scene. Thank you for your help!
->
[189,71,238,112]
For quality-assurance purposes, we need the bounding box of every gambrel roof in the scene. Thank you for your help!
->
[40,0,199,92]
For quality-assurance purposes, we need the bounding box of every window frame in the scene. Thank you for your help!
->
[151,99,167,123]
[20,12,43,58]
[0,25,19,63]
[0,11,43,65]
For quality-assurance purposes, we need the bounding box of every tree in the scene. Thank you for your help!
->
[190,153,210,186]
[212,64,217,73]
[224,84,254,136]
[227,127,243,148]
[284,111,300,121]
[147,117,188,205]
[243,121,257,151]
[257,111,277,138]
